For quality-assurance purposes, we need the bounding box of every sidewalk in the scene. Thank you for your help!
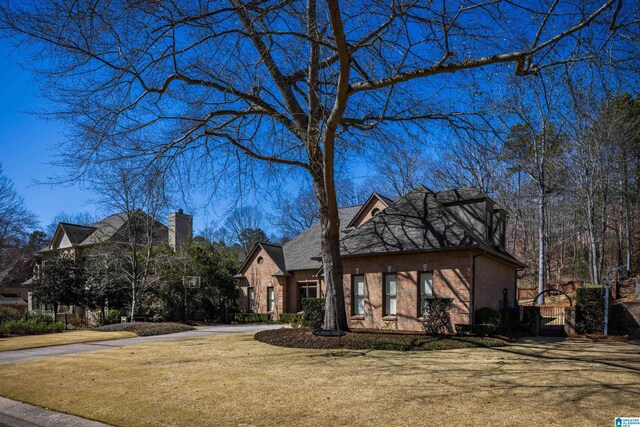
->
[0,397,109,427]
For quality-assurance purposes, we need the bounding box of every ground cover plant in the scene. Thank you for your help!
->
[95,322,194,336]
[255,328,508,351]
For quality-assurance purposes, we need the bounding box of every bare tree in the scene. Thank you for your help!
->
[45,211,98,239]
[0,163,36,269]
[1,0,633,329]
[93,167,169,319]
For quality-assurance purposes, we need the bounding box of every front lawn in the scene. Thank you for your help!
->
[0,330,137,352]
[0,333,638,426]
[255,327,508,351]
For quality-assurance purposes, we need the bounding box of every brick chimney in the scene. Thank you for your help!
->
[168,209,193,250]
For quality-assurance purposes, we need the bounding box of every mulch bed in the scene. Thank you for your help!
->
[255,328,509,351]
[94,322,195,336]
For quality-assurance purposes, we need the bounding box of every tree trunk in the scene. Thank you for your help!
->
[537,184,546,305]
[310,169,349,331]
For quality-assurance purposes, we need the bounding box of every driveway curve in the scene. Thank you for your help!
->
[0,324,283,364]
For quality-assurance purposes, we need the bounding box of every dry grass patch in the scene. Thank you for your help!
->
[0,330,136,352]
[0,334,638,426]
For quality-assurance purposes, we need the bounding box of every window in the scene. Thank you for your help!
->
[419,272,434,316]
[297,282,318,311]
[371,208,380,216]
[267,286,275,312]
[257,256,264,264]
[383,274,397,316]
[247,287,255,312]
[352,275,365,315]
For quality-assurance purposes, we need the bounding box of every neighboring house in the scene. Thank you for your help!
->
[234,185,525,331]
[26,209,193,312]
[0,255,33,312]
[38,209,193,259]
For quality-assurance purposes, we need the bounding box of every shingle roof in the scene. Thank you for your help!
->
[282,205,362,271]
[59,223,96,245]
[435,187,487,205]
[339,185,523,266]
[42,211,168,252]
[260,243,287,273]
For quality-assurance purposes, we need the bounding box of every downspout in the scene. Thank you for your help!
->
[471,250,485,326]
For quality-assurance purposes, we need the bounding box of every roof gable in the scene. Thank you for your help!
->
[236,242,286,276]
[345,193,393,229]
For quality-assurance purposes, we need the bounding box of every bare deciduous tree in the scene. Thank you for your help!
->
[0,163,36,269]
[1,0,633,329]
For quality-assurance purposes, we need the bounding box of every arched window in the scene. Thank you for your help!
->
[371,208,380,216]
[257,256,264,264]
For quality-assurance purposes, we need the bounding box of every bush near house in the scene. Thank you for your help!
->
[234,313,271,323]
[278,313,306,327]
[301,298,324,329]
[474,307,501,336]
[421,298,453,335]
[575,286,608,334]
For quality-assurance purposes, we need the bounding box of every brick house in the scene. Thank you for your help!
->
[234,185,524,331]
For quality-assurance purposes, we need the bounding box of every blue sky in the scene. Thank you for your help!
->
[0,42,102,230]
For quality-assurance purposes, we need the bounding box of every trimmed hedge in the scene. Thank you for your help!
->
[0,306,22,323]
[0,320,65,336]
[575,286,607,334]
[301,298,324,329]
[235,313,271,323]
[474,307,501,336]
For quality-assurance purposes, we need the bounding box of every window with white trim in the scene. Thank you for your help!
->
[352,275,365,315]
[384,274,397,316]
[419,272,434,316]
[247,287,255,312]
[267,286,275,312]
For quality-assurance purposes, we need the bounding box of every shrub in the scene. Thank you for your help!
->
[0,320,65,336]
[25,311,56,323]
[234,313,271,323]
[301,298,324,329]
[279,313,306,327]
[475,307,501,336]
[501,307,521,332]
[475,307,500,326]
[521,306,540,334]
[100,309,123,325]
[575,286,607,334]
[475,323,498,336]
[421,298,453,335]
[0,306,22,323]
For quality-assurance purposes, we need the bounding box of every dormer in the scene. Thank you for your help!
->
[345,192,393,229]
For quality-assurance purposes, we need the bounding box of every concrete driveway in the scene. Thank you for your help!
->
[0,324,283,364]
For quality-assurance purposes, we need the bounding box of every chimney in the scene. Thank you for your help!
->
[168,210,193,250]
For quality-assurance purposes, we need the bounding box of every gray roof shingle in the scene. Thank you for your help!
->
[339,185,523,266]
[282,205,362,271]
[260,243,287,273]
